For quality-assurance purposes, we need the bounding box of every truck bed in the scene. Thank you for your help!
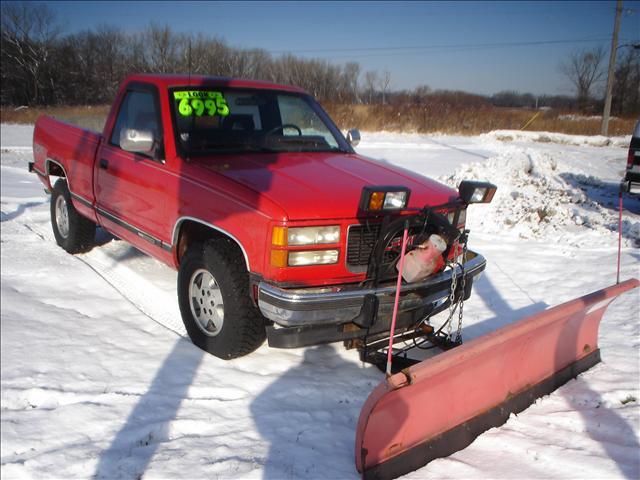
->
[33,115,101,221]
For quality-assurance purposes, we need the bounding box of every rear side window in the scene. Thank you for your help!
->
[110,90,160,147]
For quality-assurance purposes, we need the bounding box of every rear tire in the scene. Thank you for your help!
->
[50,179,96,253]
[177,238,266,359]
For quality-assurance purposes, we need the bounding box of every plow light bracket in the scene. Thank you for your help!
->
[458,180,497,204]
[359,186,411,213]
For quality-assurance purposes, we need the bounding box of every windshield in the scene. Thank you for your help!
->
[171,88,346,155]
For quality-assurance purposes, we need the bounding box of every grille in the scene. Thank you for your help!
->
[346,223,381,268]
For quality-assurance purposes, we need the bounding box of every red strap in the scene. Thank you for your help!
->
[386,223,410,376]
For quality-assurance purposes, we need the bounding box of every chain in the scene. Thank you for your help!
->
[445,240,460,340]
[446,262,457,339]
[454,238,468,343]
[442,232,469,343]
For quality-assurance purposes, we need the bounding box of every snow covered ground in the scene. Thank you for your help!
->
[1,124,639,479]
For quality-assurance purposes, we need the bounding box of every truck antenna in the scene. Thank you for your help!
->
[188,38,192,85]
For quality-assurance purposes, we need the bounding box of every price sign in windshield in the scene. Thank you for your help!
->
[173,91,230,117]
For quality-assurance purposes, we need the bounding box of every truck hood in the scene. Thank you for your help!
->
[196,152,458,221]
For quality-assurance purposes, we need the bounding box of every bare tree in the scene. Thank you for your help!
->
[612,48,640,116]
[560,47,606,110]
[146,24,178,73]
[123,31,149,73]
[94,26,125,97]
[408,85,431,105]
[364,70,378,104]
[1,1,60,104]
[343,62,360,103]
[381,70,391,104]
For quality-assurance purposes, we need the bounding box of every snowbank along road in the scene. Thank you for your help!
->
[1,123,639,479]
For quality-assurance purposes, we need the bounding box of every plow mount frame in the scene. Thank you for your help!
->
[358,324,463,375]
[355,278,639,480]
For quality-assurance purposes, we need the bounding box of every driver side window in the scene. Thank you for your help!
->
[110,90,160,149]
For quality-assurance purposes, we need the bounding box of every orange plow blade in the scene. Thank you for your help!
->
[355,279,639,479]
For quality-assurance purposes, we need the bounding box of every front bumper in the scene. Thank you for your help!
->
[258,251,485,337]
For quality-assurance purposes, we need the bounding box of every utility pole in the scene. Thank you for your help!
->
[601,0,623,136]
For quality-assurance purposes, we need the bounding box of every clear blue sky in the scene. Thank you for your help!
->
[43,0,639,96]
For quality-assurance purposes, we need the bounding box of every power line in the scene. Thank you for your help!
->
[269,36,613,55]
[325,38,631,61]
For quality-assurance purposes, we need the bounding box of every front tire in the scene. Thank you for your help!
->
[50,179,96,253]
[177,238,266,359]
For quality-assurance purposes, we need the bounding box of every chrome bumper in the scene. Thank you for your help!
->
[258,252,486,327]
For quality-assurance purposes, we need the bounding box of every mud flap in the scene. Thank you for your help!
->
[355,279,639,480]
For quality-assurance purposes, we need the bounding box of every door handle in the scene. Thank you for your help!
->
[99,159,109,170]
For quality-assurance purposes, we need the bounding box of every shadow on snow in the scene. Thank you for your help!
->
[93,339,204,479]
[474,273,639,479]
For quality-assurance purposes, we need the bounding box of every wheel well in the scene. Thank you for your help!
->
[47,161,66,177]
[175,220,248,269]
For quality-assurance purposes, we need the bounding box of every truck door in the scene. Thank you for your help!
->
[95,84,171,252]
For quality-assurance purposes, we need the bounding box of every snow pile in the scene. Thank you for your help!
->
[440,150,640,246]
[483,130,631,148]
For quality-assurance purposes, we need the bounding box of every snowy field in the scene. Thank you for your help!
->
[1,123,639,479]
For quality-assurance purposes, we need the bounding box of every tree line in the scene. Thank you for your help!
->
[1,2,638,116]
[1,3,365,106]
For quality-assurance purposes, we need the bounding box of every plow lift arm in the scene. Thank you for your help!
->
[355,278,639,480]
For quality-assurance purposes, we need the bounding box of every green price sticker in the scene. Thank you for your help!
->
[173,91,229,117]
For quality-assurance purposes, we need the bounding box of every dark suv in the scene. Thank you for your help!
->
[625,120,640,193]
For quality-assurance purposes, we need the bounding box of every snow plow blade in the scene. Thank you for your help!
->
[355,278,639,480]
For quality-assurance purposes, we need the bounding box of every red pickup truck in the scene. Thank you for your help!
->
[30,74,492,359]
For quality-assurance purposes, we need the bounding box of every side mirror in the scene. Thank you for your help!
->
[120,128,155,155]
[346,129,361,147]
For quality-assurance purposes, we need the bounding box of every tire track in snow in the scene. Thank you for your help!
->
[21,220,187,338]
[74,250,186,338]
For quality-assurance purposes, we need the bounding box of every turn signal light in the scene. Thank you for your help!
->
[270,249,288,267]
[369,191,385,211]
[272,226,287,246]
[359,186,411,213]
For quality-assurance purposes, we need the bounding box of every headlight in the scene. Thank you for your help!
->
[383,191,408,209]
[471,189,487,202]
[270,226,341,267]
[288,226,340,246]
[458,180,497,204]
[288,250,339,266]
[272,226,340,246]
[359,186,411,212]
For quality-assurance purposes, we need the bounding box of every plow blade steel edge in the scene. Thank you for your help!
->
[355,279,639,480]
